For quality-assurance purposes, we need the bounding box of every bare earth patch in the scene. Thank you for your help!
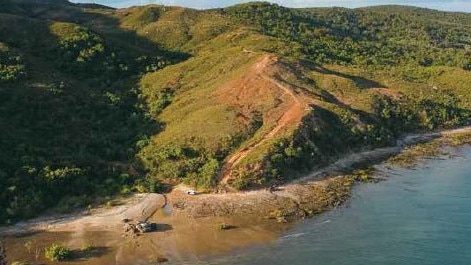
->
[217,55,316,190]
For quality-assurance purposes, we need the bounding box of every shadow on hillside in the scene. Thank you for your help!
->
[277,76,376,124]
[282,105,395,181]
[299,106,369,157]
[301,60,387,89]
[73,246,110,261]
[317,89,377,122]
[28,1,190,61]
[0,2,189,222]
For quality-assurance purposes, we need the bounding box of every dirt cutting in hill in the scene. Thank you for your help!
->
[217,55,314,190]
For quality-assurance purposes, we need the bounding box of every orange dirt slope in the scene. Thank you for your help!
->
[216,54,318,190]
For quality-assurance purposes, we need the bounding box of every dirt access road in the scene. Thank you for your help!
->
[218,55,314,190]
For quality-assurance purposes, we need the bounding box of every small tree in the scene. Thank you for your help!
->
[0,240,7,265]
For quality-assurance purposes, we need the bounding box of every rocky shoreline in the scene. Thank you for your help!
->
[165,125,471,223]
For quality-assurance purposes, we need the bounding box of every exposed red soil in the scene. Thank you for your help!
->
[216,55,315,190]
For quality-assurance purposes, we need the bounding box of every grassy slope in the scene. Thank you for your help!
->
[131,3,471,189]
[138,29,293,187]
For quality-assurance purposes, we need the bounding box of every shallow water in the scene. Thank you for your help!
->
[182,146,471,265]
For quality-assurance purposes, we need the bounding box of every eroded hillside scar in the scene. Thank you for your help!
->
[218,55,313,190]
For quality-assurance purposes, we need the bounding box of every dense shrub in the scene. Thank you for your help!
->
[51,24,128,82]
[50,24,174,84]
[373,91,470,131]
[227,3,470,67]
[0,21,174,222]
[44,244,72,261]
[0,49,26,82]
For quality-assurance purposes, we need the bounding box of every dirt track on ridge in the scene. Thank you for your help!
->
[218,55,311,189]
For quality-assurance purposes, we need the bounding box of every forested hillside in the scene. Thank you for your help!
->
[228,3,471,67]
[0,0,470,223]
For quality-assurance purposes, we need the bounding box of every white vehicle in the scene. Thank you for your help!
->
[136,221,155,233]
[186,190,197,195]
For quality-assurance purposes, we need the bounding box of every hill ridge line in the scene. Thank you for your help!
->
[218,55,312,191]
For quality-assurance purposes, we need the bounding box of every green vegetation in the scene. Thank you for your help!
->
[44,244,72,262]
[44,242,99,262]
[1,0,470,222]
[227,2,471,67]
[374,90,470,132]
[0,0,183,222]
[0,44,26,83]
